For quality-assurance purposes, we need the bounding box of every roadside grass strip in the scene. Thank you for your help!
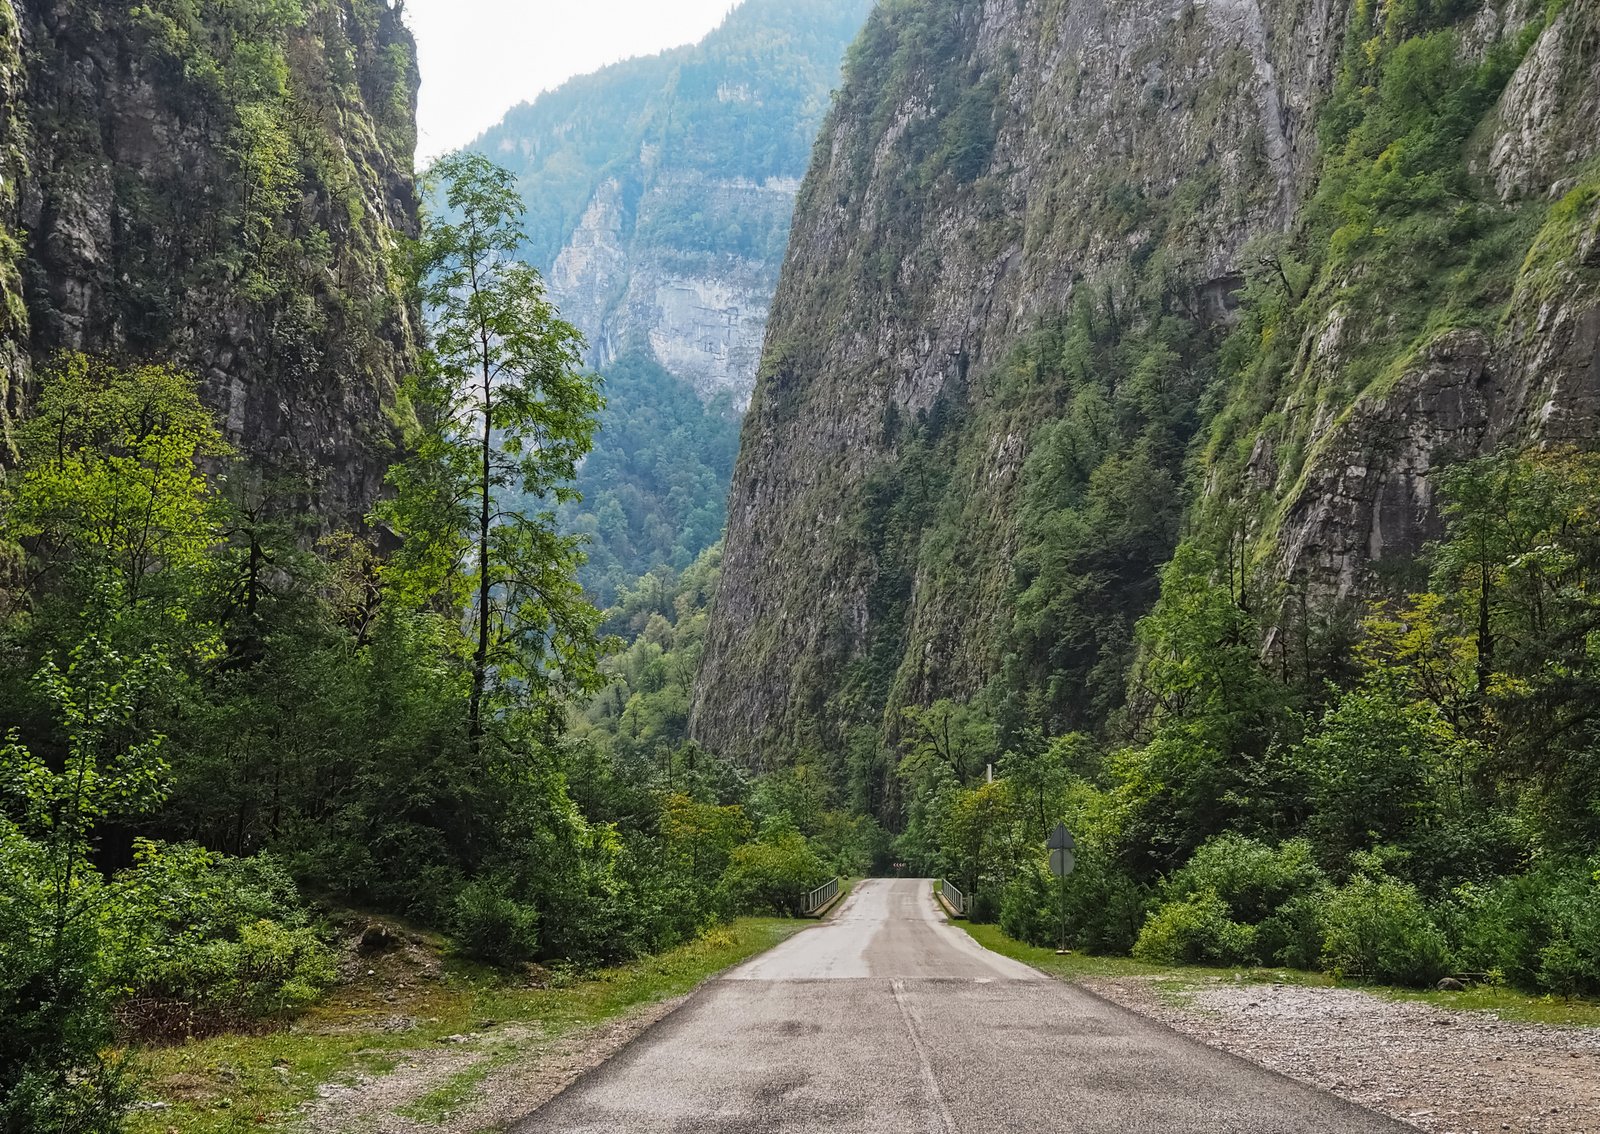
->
[127,918,807,1133]
[957,921,1600,1027]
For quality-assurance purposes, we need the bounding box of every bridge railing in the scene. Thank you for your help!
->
[803,877,840,915]
[939,878,966,917]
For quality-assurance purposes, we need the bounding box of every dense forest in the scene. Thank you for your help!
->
[553,353,741,604]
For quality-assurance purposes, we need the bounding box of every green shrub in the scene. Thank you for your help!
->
[107,841,335,1032]
[0,819,134,1133]
[1449,859,1600,995]
[1320,874,1448,986]
[969,889,1002,923]
[1133,890,1257,965]
[454,877,541,966]
[1000,854,1149,953]
[715,832,827,917]
[1164,835,1326,923]
[1257,890,1332,969]
[999,863,1059,946]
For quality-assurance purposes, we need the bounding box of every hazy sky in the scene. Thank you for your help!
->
[406,0,738,161]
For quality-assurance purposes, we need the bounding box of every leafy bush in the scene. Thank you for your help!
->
[1448,859,1600,996]
[999,863,1060,946]
[1163,835,1326,924]
[0,639,168,1126]
[454,877,541,966]
[715,832,827,917]
[0,819,133,1134]
[1000,852,1149,954]
[1133,890,1257,965]
[968,888,1002,924]
[107,841,334,1033]
[1257,891,1331,970]
[1297,684,1455,872]
[1320,874,1448,986]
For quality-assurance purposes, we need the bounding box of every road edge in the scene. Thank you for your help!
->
[502,915,834,1131]
[945,920,1418,1133]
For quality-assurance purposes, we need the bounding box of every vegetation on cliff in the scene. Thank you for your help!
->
[473,0,873,270]
[2,0,420,520]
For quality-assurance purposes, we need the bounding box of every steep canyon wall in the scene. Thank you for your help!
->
[693,0,1600,765]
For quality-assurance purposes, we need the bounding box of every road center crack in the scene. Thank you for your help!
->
[891,979,957,1134]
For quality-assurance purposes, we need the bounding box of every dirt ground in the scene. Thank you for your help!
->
[1081,976,1600,1134]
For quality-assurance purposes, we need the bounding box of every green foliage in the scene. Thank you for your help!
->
[716,832,828,917]
[389,152,603,747]
[1296,680,1459,871]
[0,819,132,1134]
[107,841,333,1029]
[4,354,229,643]
[998,851,1149,956]
[1448,859,1600,997]
[0,636,169,1130]
[901,443,1600,996]
[453,877,542,967]
[1319,871,1449,987]
[559,353,740,605]
[1139,835,1331,968]
[1161,835,1326,926]
[1132,891,1257,967]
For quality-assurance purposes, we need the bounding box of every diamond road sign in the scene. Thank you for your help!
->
[1046,823,1075,851]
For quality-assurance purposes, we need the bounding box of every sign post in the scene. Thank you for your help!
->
[1045,822,1076,954]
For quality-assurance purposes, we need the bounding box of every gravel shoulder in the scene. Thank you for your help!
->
[1079,975,1600,1134]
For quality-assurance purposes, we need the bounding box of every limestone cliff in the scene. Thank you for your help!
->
[692,0,1600,765]
[547,172,803,407]
[0,0,420,522]
[472,0,873,408]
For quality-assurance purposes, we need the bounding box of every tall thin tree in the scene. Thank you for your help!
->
[387,152,604,751]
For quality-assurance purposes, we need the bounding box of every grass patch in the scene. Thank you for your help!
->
[959,920,1600,1028]
[396,1052,503,1125]
[957,921,1331,987]
[1375,984,1600,1028]
[126,917,807,1134]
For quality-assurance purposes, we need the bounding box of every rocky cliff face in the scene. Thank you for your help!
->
[0,0,26,451]
[473,0,873,409]
[1224,0,1600,610]
[692,0,1600,764]
[0,0,420,522]
[547,171,803,406]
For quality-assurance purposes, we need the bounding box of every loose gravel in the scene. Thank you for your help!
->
[1080,976,1600,1134]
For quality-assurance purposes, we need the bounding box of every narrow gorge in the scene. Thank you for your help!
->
[466,0,873,600]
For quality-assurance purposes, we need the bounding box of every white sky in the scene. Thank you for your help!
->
[405,0,739,161]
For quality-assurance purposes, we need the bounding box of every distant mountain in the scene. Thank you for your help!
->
[468,0,873,604]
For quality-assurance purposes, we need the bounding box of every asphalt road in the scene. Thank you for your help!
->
[512,878,1409,1133]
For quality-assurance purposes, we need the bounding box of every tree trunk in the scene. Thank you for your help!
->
[468,338,493,755]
